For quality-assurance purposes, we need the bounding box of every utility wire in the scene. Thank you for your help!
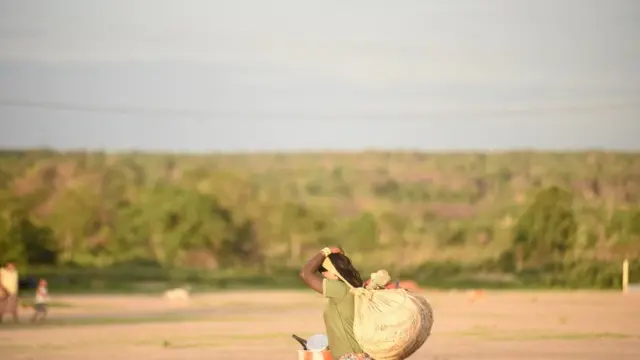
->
[0,98,637,120]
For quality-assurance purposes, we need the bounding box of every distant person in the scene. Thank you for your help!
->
[0,262,20,323]
[31,279,49,323]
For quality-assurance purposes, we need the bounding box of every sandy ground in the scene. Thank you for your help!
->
[1,290,640,360]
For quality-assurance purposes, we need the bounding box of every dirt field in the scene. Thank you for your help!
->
[1,290,639,360]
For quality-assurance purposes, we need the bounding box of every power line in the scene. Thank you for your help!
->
[0,98,637,120]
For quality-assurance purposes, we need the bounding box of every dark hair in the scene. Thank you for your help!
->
[322,253,364,288]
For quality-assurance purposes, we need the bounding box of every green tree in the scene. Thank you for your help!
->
[44,187,100,265]
[0,216,26,265]
[607,209,640,242]
[12,217,57,265]
[378,211,407,244]
[0,214,57,266]
[513,186,578,269]
[341,212,379,251]
[116,182,253,269]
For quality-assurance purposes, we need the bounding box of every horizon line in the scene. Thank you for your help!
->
[1,146,638,156]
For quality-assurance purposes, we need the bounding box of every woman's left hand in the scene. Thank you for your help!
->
[328,246,343,254]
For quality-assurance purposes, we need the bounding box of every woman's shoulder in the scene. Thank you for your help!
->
[323,279,350,299]
[325,279,349,289]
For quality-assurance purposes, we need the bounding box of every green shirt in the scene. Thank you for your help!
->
[323,278,363,358]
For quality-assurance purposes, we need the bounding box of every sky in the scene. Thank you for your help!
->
[0,0,639,152]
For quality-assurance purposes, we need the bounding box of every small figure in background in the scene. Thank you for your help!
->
[0,262,20,324]
[31,279,49,323]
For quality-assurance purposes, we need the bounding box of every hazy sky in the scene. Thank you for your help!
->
[1,0,639,152]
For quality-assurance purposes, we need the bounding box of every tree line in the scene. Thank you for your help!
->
[1,150,639,289]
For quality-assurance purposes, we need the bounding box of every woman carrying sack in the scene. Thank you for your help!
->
[301,248,434,360]
[299,247,373,360]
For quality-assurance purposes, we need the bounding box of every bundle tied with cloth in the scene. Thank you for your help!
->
[322,257,434,360]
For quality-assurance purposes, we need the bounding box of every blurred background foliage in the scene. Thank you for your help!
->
[1,150,639,292]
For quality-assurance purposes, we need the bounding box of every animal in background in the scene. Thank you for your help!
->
[163,286,191,301]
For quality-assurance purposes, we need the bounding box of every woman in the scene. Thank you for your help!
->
[299,247,373,360]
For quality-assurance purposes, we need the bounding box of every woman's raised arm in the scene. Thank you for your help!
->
[298,247,342,294]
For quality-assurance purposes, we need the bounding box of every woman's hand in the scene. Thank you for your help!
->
[328,246,343,254]
[321,246,344,257]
